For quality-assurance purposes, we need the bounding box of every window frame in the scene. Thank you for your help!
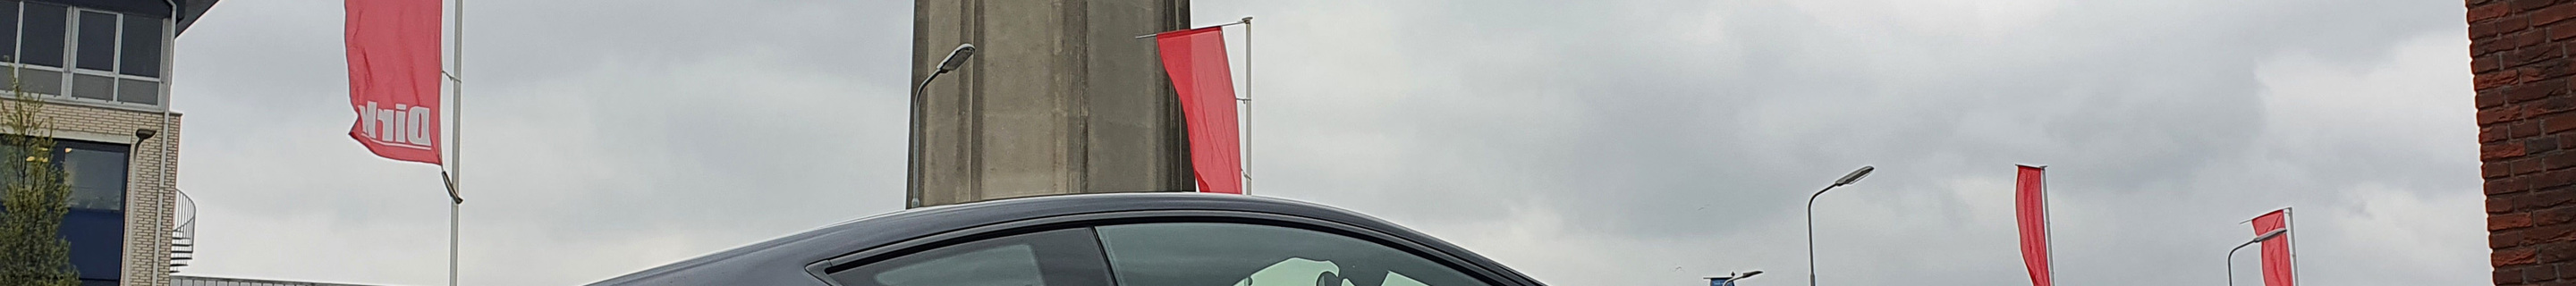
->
[71,9,112,72]
[0,2,163,109]
[0,136,131,212]
[803,210,1524,286]
[18,1,64,68]
[55,138,125,212]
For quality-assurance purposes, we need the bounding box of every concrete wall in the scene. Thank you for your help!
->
[909,0,1194,207]
[2473,0,2576,284]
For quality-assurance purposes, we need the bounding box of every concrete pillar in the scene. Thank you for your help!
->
[910,0,1194,207]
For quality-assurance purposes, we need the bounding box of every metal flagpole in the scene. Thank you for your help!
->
[2043,167,2055,284]
[446,0,464,285]
[1238,16,1251,195]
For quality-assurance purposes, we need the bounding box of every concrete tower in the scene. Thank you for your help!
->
[909,0,1195,207]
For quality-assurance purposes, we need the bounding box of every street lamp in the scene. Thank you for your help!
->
[2226,229,2289,286]
[1707,270,1765,286]
[1807,165,1874,286]
[907,43,977,208]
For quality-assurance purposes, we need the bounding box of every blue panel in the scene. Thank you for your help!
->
[62,208,122,281]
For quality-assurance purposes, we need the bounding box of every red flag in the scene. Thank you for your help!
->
[345,0,444,165]
[1155,27,1241,194]
[2015,165,2052,286]
[2251,209,2295,286]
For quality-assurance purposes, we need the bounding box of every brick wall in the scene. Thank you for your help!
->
[2474,0,2576,285]
[19,101,182,286]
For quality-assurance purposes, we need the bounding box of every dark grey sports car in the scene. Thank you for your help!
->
[589,193,1544,286]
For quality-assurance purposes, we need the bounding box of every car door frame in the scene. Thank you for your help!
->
[801,209,1541,286]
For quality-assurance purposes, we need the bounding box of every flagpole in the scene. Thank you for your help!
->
[446,0,464,285]
[2043,166,2055,283]
[1237,16,1251,195]
[2285,206,2297,284]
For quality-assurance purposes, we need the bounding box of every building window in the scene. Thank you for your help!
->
[0,0,162,107]
[72,11,108,72]
[18,68,58,95]
[0,2,18,59]
[67,72,106,100]
[0,135,132,286]
[58,139,126,211]
[0,138,127,212]
[21,2,64,67]
[118,13,157,78]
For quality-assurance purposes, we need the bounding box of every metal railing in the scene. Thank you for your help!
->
[169,188,193,273]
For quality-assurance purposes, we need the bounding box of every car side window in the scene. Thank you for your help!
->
[826,228,1114,286]
[1094,223,1492,286]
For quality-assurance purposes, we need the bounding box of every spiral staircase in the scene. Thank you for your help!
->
[168,189,194,273]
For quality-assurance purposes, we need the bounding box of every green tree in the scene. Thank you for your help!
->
[0,63,78,286]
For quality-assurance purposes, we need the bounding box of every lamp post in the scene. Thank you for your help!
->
[2226,229,2289,286]
[1707,270,1765,286]
[1807,165,1874,286]
[907,43,976,208]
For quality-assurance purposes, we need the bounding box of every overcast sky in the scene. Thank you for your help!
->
[164,0,2479,285]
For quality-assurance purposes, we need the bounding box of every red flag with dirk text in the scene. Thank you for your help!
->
[345,0,443,165]
[2251,209,2295,286]
[2016,165,2052,286]
[1155,26,1241,194]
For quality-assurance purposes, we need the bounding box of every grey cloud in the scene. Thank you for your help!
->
[165,0,2481,285]
[1197,0,2476,285]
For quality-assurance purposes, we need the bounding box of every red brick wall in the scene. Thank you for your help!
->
[2475,0,2576,284]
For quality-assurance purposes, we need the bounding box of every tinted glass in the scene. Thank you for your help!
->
[61,142,124,211]
[68,72,105,100]
[828,228,1114,286]
[114,78,151,105]
[1097,223,1490,286]
[0,1,21,61]
[20,2,58,67]
[117,14,156,77]
[19,68,59,95]
[0,139,131,211]
[0,140,30,183]
[72,11,109,71]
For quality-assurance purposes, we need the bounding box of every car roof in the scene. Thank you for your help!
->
[587,192,1536,286]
